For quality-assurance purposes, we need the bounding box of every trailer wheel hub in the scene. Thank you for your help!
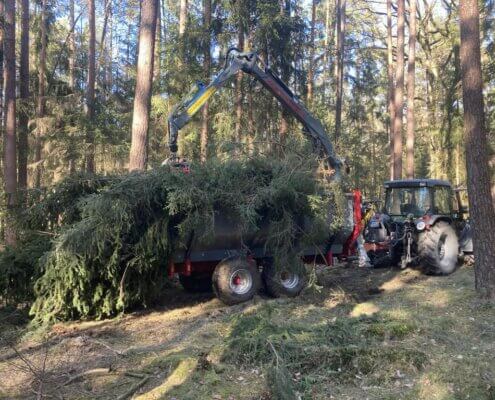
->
[280,271,300,290]
[229,269,252,295]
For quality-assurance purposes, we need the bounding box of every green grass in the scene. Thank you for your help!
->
[1,265,494,400]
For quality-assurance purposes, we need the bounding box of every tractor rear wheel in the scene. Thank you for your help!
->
[212,257,261,305]
[418,221,459,275]
[262,260,307,298]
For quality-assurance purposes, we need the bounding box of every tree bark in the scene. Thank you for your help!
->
[278,0,291,146]
[406,0,416,179]
[334,0,346,142]
[179,0,188,37]
[0,0,4,132]
[200,0,211,162]
[392,0,405,180]
[128,0,158,171]
[18,0,29,189]
[459,0,495,299]
[68,0,75,91]
[307,0,316,106]
[387,0,395,179]
[35,0,47,188]
[154,0,161,82]
[3,0,16,245]
[85,0,96,173]
[235,29,244,147]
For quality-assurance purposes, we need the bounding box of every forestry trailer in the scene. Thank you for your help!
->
[165,48,354,305]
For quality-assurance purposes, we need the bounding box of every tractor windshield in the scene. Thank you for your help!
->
[384,187,431,217]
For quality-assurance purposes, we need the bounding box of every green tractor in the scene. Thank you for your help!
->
[364,179,473,274]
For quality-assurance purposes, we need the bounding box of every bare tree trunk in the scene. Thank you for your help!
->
[35,0,47,188]
[387,0,395,179]
[129,0,158,171]
[405,0,416,178]
[18,0,29,189]
[85,0,96,173]
[3,0,16,245]
[334,0,346,142]
[153,0,161,82]
[459,0,495,299]
[200,0,211,162]
[278,0,291,146]
[235,29,244,147]
[0,1,4,131]
[178,0,188,67]
[307,0,316,106]
[392,0,405,180]
[68,0,75,91]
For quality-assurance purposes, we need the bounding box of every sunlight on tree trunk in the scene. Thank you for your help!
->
[387,0,395,179]
[85,0,96,173]
[129,0,158,171]
[406,0,416,179]
[459,0,495,300]
[18,0,29,189]
[3,0,16,245]
[393,0,405,180]
[334,0,346,142]
[307,0,316,107]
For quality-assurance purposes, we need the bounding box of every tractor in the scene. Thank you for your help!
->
[364,179,473,274]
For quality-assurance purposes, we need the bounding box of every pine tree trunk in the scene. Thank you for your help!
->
[35,0,47,188]
[18,0,29,189]
[387,0,395,179]
[129,0,158,171]
[459,0,495,299]
[85,0,96,173]
[0,1,4,131]
[235,29,244,147]
[393,0,405,180]
[200,0,211,162]
[178,0,188,67]
[154,0,161,82]
[307,0,316,106]
[68,0,75,91]
[3,0,16,245]
[278,0,291,146]
[405,0,416,179]
[334,0,346,142]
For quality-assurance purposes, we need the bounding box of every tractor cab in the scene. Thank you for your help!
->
[383,179,455,221]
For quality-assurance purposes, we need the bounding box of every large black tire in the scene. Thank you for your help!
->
[212,257,261,305]
[418,221,459,275]
[179,273,213,293]
[262,261,307,298]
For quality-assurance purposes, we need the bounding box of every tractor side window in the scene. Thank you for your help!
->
[434,187,452,214]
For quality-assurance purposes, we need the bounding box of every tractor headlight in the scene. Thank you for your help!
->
[416,220,426,231]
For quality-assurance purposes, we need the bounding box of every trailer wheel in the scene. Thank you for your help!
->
[418,221,459,275]
[212,257,261,305]
[262,261,307,298]
[179,273,213,293]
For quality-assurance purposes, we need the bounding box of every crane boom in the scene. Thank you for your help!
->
[167,49,341,175]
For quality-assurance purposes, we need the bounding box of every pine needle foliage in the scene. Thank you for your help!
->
[30,155,343,324]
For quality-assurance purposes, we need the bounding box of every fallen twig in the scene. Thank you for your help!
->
[62,367,112,387]
[116,375,150,400]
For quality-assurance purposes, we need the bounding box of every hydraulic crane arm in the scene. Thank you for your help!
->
[167,49,341,174]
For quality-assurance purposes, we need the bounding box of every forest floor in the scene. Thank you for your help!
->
[0,262,494,400]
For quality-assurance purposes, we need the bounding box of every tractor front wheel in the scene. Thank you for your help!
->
[418,221,459,275]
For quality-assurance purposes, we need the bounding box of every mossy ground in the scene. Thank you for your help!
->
[1,263,494,399]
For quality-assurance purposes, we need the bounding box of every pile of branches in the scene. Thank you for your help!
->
[24,156,344,324]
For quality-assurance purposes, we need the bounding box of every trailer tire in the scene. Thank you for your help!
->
[212,257,261,305]
[179,273,213,293]
[418,221,459,275]
[262,261,307,298]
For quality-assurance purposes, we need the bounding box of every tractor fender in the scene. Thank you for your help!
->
[427,215,453,227]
